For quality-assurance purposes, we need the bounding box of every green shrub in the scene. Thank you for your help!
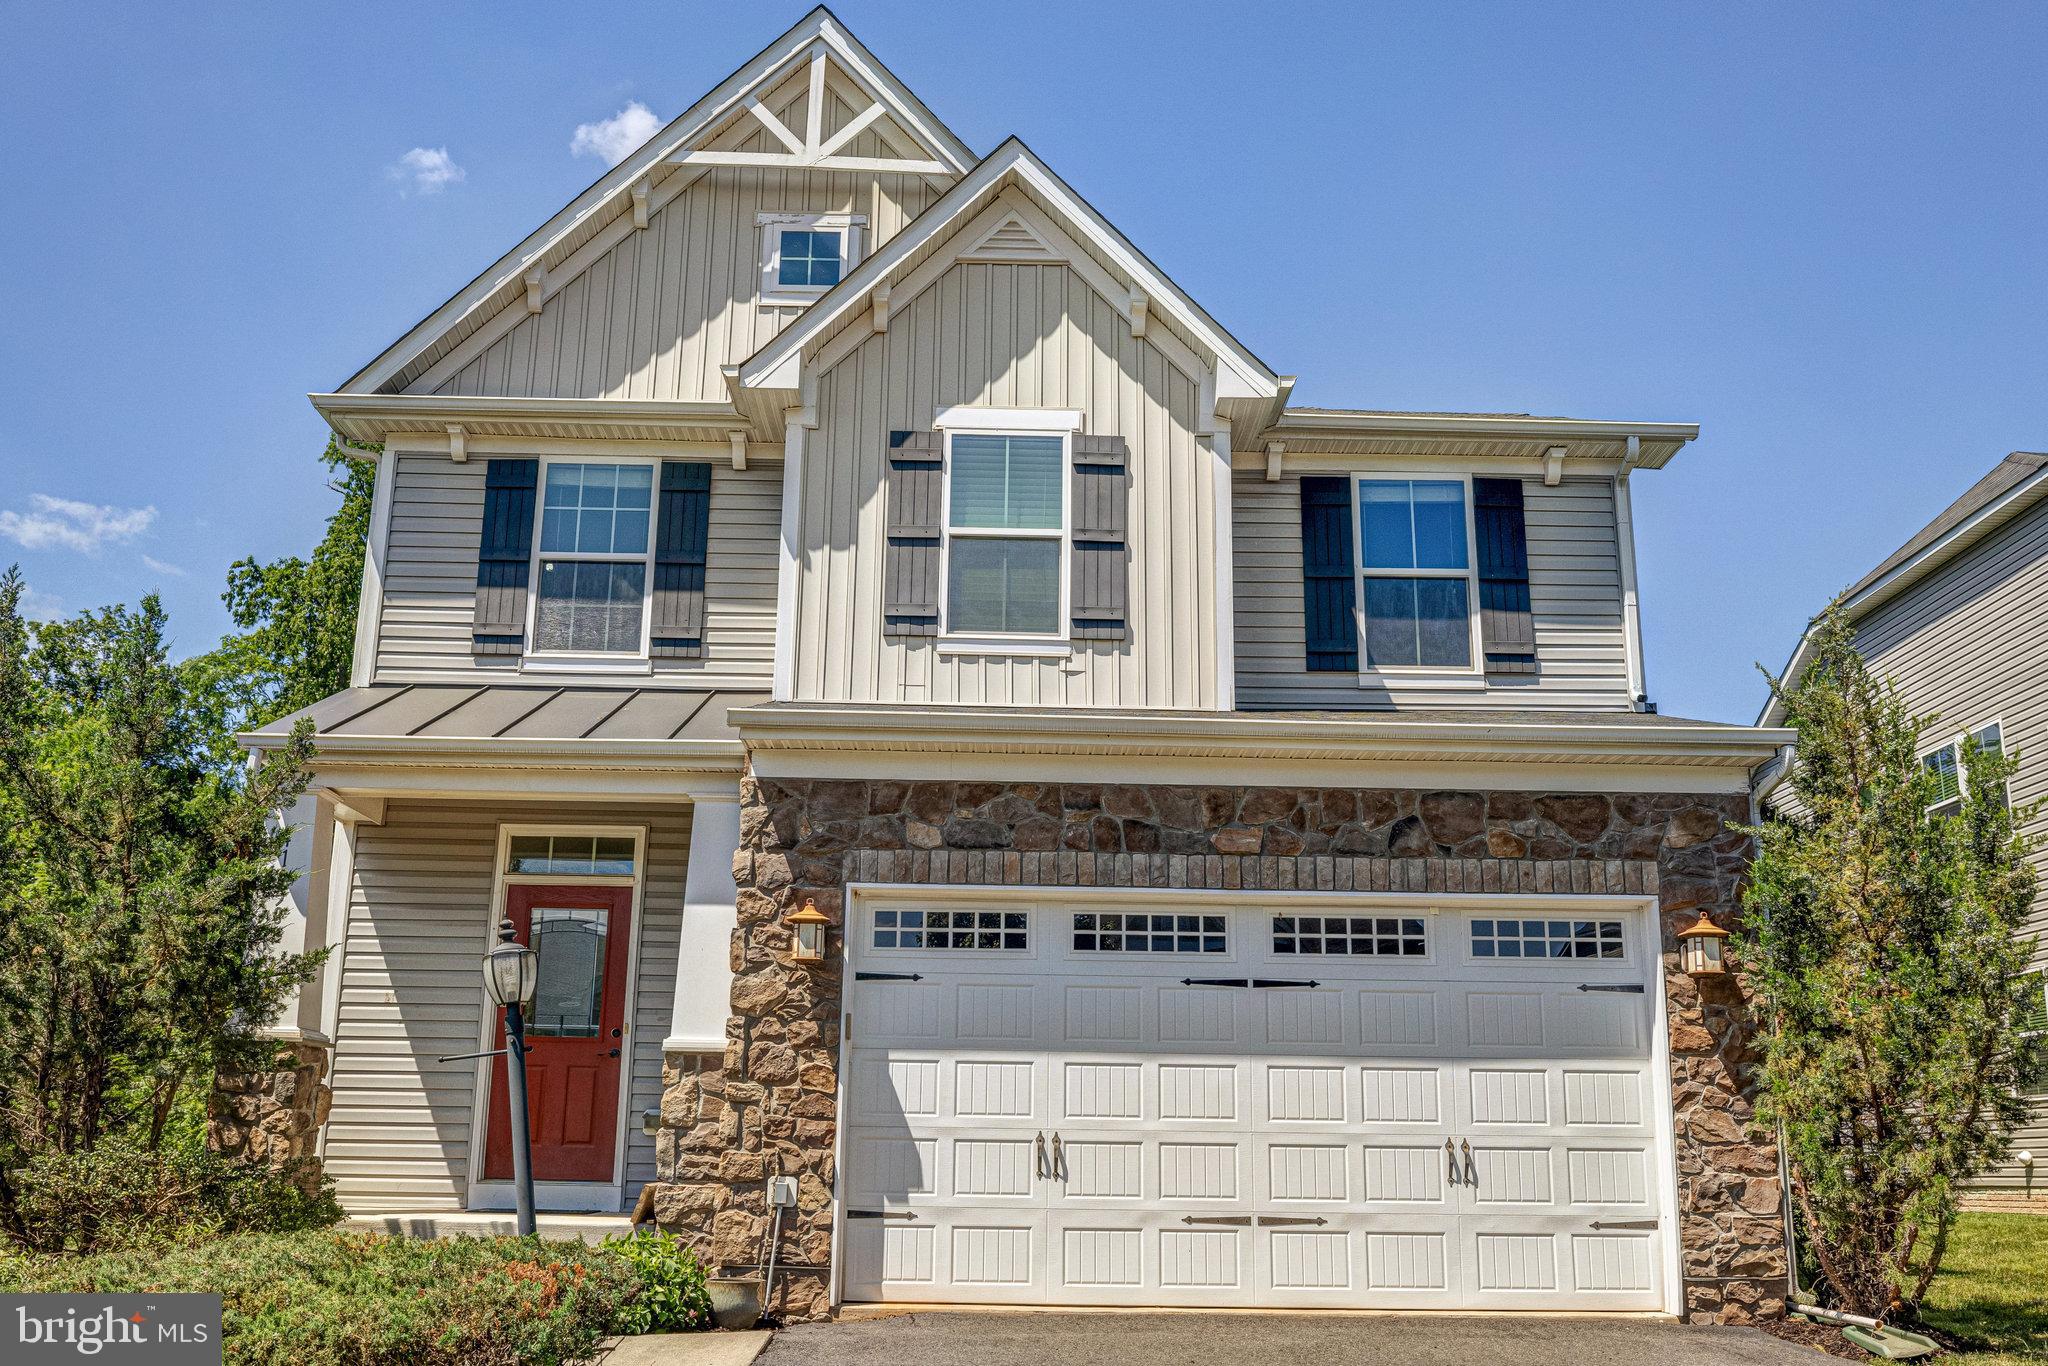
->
[8,1142,342,1254]
[0,1230,640,1365]
[602,1230,712,1333]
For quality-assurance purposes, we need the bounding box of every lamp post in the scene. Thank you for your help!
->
[484,917,541,1236]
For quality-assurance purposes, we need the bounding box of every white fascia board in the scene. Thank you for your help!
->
[311,393,750,441]
[337,8,972,397]
[736,139,1279,400]
[1758,460,2048,725]
[1273,411,1700,445]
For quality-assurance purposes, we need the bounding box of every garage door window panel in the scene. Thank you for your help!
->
[1274,914,1425,957]
[1073,912,1225,954]
[1470,919,1624,960]
[873,907,1028,951]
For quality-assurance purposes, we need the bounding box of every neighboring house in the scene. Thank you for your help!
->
[1760,451,2048,1211]
[236,9,1795,1323]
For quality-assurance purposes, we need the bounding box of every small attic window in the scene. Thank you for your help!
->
[759,212,865,305]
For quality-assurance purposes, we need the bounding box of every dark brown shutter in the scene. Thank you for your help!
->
[651,460,712,658]
[1070,434,1129,640]
[1473,476,1536,675]
[883,430,942,636]
[472,458,538,656]
[1298,476,1358,671]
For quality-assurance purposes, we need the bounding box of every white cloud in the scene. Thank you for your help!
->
[570,102,660,167]
[141,555,187,577]
[391,146,464,195]
[18,586,63,622]
[0,494,156,553]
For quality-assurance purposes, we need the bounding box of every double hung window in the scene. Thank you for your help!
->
[532,462,654,655]
[1923,721,2006,816]
[1355,477,1476,670]
[944,428,1066,637]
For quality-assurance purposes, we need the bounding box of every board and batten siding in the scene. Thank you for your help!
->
[1848,497,2048,1191]
[411,168,940,404]
[1232,470,1634,709]
[373,453,779,685]
[322,800,694,1212]
[792,260,1223,709]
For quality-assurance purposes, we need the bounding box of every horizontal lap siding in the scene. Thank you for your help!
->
[415,168,937,404]
[326,801,693,1212]
[1232,472,1632,709]
[373,454,779,684]
[1851,500,2048,1189]
[795,261,1218,709]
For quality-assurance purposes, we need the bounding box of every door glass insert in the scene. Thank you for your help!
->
[527,905,608,1035]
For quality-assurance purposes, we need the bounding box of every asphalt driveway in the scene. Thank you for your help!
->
[760,1310,1815,1366]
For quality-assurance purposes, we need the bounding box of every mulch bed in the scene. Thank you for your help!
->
[1755,1317,1876,1360]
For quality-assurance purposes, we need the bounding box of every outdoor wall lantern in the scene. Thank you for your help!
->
[1677,910,1731,977]
[788,900,831,964]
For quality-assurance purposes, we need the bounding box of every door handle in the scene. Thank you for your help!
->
[1461,1138,1477,1188]
[606,1048,621,1058]
[1035,1131,1049,1179]
[1052,1131,1066,1181]
[1445,1138,1460,1185]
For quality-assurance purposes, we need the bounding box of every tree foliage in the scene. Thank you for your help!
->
[0,567,320,1247]
[1743,606,2043,1321]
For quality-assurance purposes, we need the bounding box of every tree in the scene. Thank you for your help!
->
[1744,605,2043,1321]
[0,567,319,1244]
[186,435,377,758]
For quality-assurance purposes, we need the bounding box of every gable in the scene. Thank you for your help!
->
[342,8,973,398]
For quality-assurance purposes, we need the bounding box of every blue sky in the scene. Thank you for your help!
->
[4,1,2044,723]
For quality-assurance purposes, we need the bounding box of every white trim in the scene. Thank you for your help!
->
[1615,469,1647,708]
[773,404,809,700]
[350,447,397,688]
[934,638,1073,659]
[1348,471,1485,678]
[1651,952,1683,1316]
[1210,415,1237,711]
[757,212,867,307]
[468,1181,627,1215]
[665,792,743,1052]
[465,822,649,1214]
[935,406,1084,433]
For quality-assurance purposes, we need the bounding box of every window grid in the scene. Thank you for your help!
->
[506,834,637,877]
[1073,912,1225,954]
[1353,476,1475,671]
[531,461,654,655]
[1273,914,1425,957]
[777,229,843,287]
[1471,918,1624,960]
[872,908,1026,951]
[943,431,1066,637]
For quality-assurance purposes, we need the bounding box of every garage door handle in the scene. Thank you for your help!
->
[1445,1138,1461,1185]
[1461,1138,1477,1187]
[1051,1131,1066,1180]
[1035,1132,1049,1179]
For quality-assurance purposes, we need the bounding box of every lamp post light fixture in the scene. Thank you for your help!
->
[1677,910,1731,978]
[788,900,831,964]
[483,917,540,1237]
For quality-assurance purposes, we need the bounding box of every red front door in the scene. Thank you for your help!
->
[484,883,633,1183]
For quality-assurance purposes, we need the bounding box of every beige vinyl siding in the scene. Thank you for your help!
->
[1232,471,1633,710]
[413,168,939,403]
[1849,498,2048,1189]
[792,260,1222,709]
[372,453,779,685]
[323,800,693,1213]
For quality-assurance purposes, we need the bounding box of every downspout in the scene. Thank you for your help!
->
[1615,435,1649,711]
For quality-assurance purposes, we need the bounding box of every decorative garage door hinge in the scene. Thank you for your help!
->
[1177,977,1322,989]
[1589,1219,1659,1230]
[1255,1215,1328,1227]
[847,1209,917,1220]
[1576,983,1644,993]
[1179,1215,1253,1226]
[855,971,924,982]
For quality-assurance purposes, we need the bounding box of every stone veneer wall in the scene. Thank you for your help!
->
[208,1040,333,1194]
[655,778,1787,1324]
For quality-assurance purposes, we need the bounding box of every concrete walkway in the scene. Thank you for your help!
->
[596,1330,771,1365]
[760,1310,1816,1366]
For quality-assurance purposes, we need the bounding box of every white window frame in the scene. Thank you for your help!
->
[758,212,866,306]
[521,455,660,671]
[1349,471,1484,684]
[934,408,1080,652]
[1920,718,2007,816]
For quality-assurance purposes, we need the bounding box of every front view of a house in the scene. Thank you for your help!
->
[242,9,1793,1325]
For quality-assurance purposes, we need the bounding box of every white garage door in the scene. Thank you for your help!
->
[840,898,1670,1311]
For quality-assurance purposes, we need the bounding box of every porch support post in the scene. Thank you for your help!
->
[665,789,742,1052]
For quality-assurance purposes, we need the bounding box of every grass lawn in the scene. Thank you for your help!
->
[1918,1212,2048,1364]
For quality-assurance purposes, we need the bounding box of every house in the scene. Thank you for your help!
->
[232,8,1796,1324]
[1760,451,2048,1210]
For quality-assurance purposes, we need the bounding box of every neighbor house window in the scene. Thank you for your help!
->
[758,212,865,304]
[1923,721,2006,816]
[944,431,1065,636]
[1355,477,1475,670]
[532,462,654,654]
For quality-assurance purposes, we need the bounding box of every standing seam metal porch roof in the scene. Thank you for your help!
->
[243,684,768,746]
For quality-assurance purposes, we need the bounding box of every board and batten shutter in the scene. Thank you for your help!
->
[1472,476,1537,675]
[883,430,942,636]
[1070,434,1129,640]
[650,460,713,658]
[472,458,539,656]
[1298,475,1359,671]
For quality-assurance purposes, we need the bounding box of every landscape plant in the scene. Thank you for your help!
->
[1743,605,2044,1322]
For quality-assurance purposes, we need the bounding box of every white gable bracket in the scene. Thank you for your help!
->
[729,430,749,471]
[631,180,651,230]
[1544,445,1568,486]
[871,281,892,333]
[1128,291,1149,337]
[524,269,545,315]
[1264,441,1285,483]
[447,425,467,463]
